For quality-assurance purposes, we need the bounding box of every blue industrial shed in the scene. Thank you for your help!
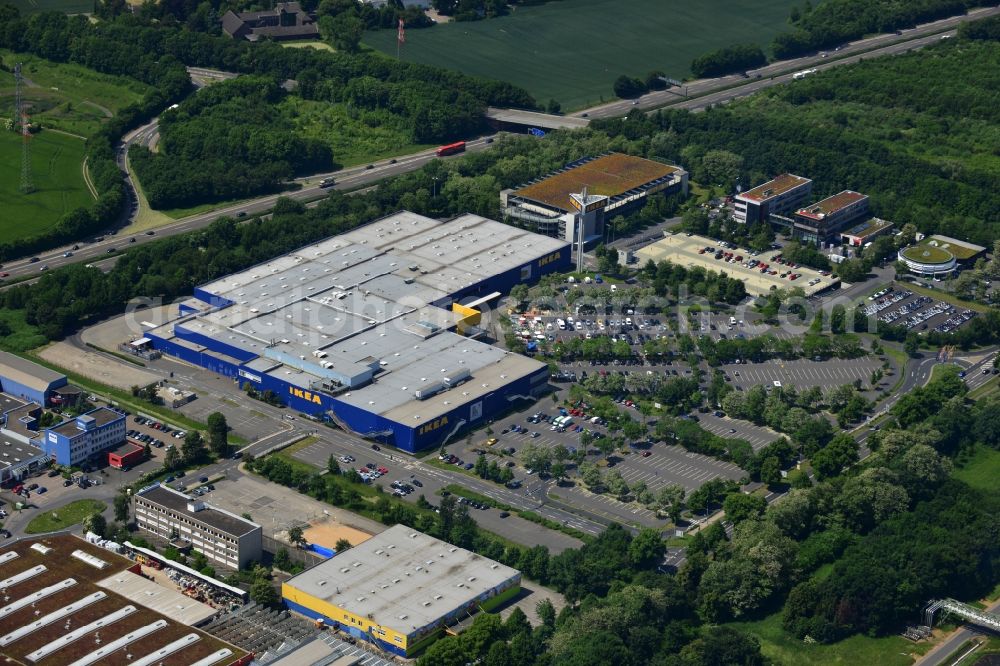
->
[146,212,570,453]
[0,351,67,406]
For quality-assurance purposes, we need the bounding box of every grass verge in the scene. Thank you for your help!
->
[25,499,106,534]
[728,609,933,666]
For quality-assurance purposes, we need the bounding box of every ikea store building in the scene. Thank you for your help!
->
[145,211,570,453]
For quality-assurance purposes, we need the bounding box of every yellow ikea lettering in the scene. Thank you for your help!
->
[538,251,561,267]
[418,416,448,435]
[288,387,323,404]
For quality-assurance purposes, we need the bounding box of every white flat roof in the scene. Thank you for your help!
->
[285,525,520,636]
[97,570,218,626]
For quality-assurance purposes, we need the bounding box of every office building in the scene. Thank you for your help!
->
[134,483,263,570]
[502,153,688,244]
[41,406,126,467]
[792,190,870,244]
[734,174,812,225]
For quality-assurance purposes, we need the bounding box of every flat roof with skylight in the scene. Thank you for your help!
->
[146,212,568,450]
[795,190,867,220]
[738,173,811,202]
[283,524,520,637]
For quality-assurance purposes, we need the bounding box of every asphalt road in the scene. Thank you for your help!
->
[573,5,1000,120]
[4,7,999,278]
[1,133,500,281]
[915,597,1000,666]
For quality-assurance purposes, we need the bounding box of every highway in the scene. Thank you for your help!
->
[2,6,998,280]
[575,5,1000,119]
[1,134,498,281]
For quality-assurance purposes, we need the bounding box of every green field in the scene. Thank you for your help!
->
[278,97,433,166]
[0,51,150,137]
[0,130,93,241]
[363,0,799,109]
[25,499,106,534]
[6,0,92,14]
[954,445,1000,493]
[729,611,932,666]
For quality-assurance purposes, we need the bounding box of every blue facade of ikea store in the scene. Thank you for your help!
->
[147,237,570,454]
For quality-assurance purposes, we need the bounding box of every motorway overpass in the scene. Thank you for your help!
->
[486,107,590,131]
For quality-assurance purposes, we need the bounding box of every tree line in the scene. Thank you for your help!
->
[0,8,191,260]
[131,76,334,208]
[771,0,990,59]
[690,43,766,78]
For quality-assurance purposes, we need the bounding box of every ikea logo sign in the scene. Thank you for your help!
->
[418,416,448,436]
[289,387,323,405]
[538,252,561,267]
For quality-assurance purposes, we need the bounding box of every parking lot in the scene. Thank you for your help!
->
[635,233,839,297]
[862,286,978,334]
[697,413,779,451]
[290,434,588,552]
[724,357,884,391]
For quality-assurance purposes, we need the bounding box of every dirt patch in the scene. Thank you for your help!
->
[303,518,375,550]
[38,341,160,390]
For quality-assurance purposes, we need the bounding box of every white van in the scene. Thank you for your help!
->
[729,316,737,326]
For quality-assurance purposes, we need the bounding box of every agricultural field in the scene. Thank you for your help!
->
[278,96,433,166]
[0,51,150,137]
[363,0,799,109]
[0,129,93,242]
[5,0,92,15]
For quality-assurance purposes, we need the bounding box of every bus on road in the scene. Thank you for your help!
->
[436,141,466,157]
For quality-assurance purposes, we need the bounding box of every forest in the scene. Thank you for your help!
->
[131,77,334,208]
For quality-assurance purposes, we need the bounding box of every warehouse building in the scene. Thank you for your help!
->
[41,406,126,467]
[502,153,688,244]
[0,533,246,666]
[734,173,812,225]
[282,524,521,657]
[144,211,570,453]
[0,396,48,483]
[0,351,67,407]
[134,483,263,570]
